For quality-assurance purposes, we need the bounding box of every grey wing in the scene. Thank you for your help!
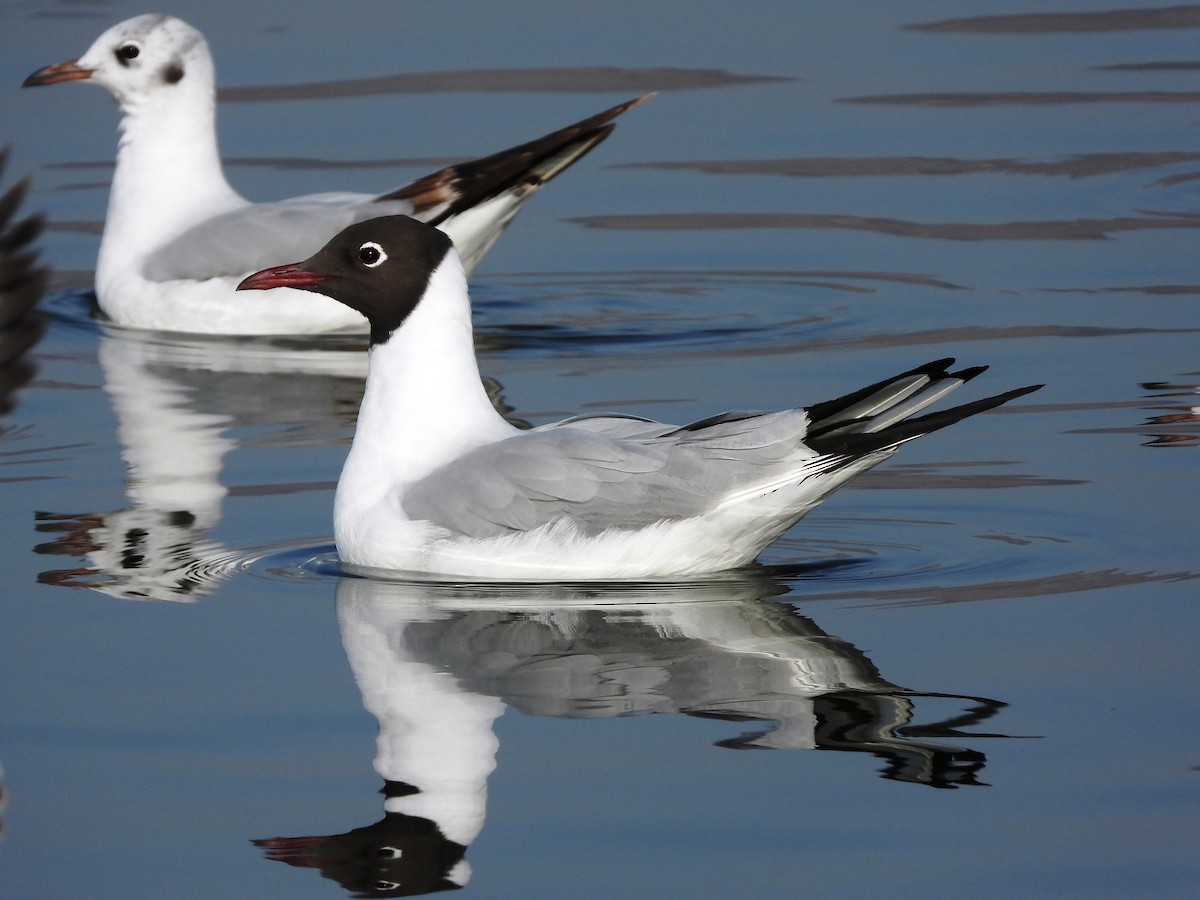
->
[142,194,416,281]
[402,411,814,539]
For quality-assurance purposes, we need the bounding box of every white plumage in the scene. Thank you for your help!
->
[239,215,1042,579]
[24,13,647,334]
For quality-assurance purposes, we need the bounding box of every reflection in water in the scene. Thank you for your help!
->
[219,67,790,103]
[32,328,364,599]
[255,576,1009,896]
[1099,61,1200,72]
[795,567,1200,607]
[31,328,524,600]
[620,151,1200,181]
[849,7,1200,106]
[906,7,1200,34]
[1139,378,1200,447]
[1059,375,1200,448]
[574,210,1200,241]
[854,459,1083,491]
[841,90,1200,108]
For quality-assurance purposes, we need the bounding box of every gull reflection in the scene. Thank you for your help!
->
[33,325,526,601]
[1139,377,1200,447]
[34,326,365,600]
[1065,374,1200,449]
[255,575,1009,896]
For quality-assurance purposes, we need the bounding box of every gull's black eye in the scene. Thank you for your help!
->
[115,44,140,65]
[357,241,387,268]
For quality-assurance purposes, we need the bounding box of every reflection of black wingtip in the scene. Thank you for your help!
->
[0,144,49,381]
[877,746,989,789]
[713,734,773,750]
[707,691,1002,788]
[810,690,1014,789]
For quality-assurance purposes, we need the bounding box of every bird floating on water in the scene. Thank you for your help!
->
[23,13,648,334]
[239,215,1043,579]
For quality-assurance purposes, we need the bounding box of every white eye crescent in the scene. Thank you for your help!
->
[357,241,387,268]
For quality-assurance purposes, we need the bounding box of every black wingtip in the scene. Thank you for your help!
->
[951,364,988,382]
[377,95,652,221]
[807,378,1042,459]
[885,381,1044,438]
[999,383,1044,401]
[805,357,959,429]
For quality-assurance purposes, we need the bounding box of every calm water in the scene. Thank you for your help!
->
[2,2,1199,897]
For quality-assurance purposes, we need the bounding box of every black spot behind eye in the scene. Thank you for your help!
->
[115,44,140,66]
[162,62,184,84]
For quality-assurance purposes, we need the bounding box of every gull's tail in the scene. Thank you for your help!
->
[377,95,653,272]
[804,358,1042,460]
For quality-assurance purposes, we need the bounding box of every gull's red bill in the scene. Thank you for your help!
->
[237,263,331,292]
[23,59,94,87]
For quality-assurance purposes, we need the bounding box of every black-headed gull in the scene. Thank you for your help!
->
[23,13,648,335]
[238,215,1043,579]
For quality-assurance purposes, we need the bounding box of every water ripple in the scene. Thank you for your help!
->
[217,67,791,102]
[906,7,1200,34]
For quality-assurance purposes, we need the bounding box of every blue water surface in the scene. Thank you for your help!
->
[1,2,1198,898]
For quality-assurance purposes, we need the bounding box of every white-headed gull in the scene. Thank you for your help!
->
[23,13,649,335]
[238,215,1042,579]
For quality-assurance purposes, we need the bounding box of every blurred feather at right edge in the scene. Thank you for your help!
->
[0,145,48,413]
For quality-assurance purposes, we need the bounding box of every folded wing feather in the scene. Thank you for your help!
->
[401,410,817,539]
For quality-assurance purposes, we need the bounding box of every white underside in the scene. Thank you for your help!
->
[97,268,368,334]
[66,13,619,336]
[336,454,887,579]
[339,518,768,580]
[93,194,532,335]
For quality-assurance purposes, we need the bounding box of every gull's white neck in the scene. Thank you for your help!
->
[336,253,518,522]
[337,582,505,847]
[99,333,232,519]
[98,72,244,286]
